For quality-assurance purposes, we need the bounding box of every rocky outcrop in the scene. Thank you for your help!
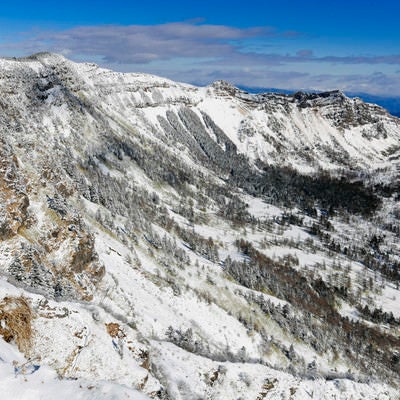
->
[0,140,29,239]
[0,138,103,301]
[7,206,104,301]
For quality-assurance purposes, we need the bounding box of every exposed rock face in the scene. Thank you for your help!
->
[0,130,103,300]
[8,214,104,300]
[0,140,29,239]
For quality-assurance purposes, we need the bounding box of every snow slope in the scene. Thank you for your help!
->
[0,53,399,399]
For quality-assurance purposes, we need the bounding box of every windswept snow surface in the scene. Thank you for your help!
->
[0,338,150,400]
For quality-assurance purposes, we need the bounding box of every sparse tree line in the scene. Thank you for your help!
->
[9,97,398,387]
[224,239,400,382]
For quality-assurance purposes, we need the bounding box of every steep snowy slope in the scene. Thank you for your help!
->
[0,53,399,399]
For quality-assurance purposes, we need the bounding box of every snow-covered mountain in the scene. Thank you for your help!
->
[0,52,399,399]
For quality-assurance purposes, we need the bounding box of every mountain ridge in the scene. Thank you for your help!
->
[0,53,399,399]
[237,84,400,120]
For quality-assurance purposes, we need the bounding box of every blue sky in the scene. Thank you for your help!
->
[1,0,400,95]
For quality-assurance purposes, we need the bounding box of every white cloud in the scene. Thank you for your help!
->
[0,23,276,64]
[1,22,400,95]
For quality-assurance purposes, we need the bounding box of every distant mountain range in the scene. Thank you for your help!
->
[239,86,400,117]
